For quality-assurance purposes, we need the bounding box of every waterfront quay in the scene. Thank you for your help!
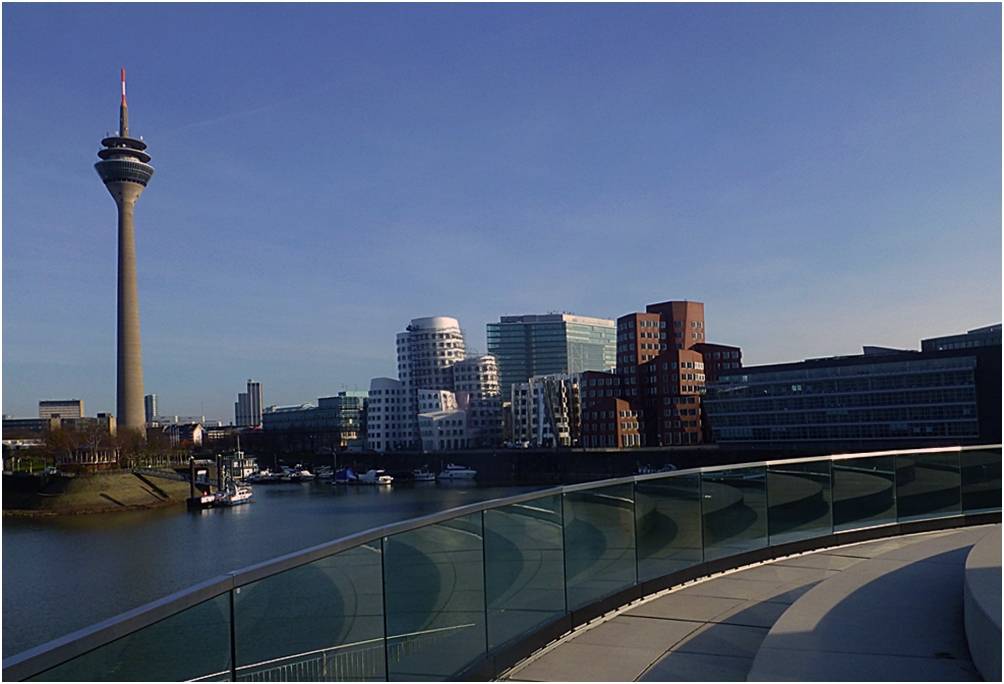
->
[327,443,838,486]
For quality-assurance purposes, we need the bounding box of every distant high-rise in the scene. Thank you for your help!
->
[487,314,616,397]
[94,70,154,433]
[235,379,263,427]
[39,400,84,420]
[144,394,157,423]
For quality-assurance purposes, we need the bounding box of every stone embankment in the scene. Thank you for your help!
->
[2,470,194,516]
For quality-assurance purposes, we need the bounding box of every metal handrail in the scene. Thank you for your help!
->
[4,444,999,681]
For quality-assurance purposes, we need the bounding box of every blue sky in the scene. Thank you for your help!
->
[3,3,1000,422]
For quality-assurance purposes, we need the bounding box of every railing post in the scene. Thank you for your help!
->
[380,536,390,682]
[480,510,490,660]
[229,589,237,682]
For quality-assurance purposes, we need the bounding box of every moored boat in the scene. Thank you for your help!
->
[358,469,394,485]
[412,467,436,482]
[437,463,476,480]
[215,481,253,506]
[334,468,358,484]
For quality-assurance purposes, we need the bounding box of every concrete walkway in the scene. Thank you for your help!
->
[500,525,998,682]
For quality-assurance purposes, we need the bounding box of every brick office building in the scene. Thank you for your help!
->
[582,300,742,448]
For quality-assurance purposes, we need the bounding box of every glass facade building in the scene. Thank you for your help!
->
[921,324,1001,352]
[705,346,1001,447]
[487,314,616,396]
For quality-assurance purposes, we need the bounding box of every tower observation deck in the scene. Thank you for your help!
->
[95,69,154,433]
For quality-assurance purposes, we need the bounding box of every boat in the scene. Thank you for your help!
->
[186,491,217,510]
[248,470,277,483]
[334,468,358,484]
[294,465,315,481]
[636,463,678,476]
[358,469,394,485]
[412,467,436,482]
[437,463,477,480]
[214,480,253,506]
[315,465,334,480]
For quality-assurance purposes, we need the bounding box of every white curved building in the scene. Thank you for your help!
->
[368,317,503,452]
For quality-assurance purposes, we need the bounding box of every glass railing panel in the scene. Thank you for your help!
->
[767,461,832,546]
[896,452,961,522]
[383,513,486,681]
[961,448,1002,513]
[833,456,896,531]
[701,467,768,561]
[234,544,386,682]
[29,594,231,682]
[635,473,703,582]
[484,495,565,651]
[563,483,637,610]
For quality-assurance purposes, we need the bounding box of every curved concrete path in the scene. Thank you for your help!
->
[500,525,997,682]
[748,525,996,681]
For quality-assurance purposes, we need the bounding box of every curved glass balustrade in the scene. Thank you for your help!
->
[6,445,1000,682]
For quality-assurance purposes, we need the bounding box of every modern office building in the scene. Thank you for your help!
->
[144,394,157,424]
[94,70,154,433]
[39,400,84,420]
[704,337,1002,450]
[3,413,117,438]
[921,324,1001,352]
[510,374,581,447]
[487,314,616,397]
[261,391,368,452]
[235,379,263,428]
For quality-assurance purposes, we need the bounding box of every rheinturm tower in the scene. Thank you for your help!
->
[95,70,154,433]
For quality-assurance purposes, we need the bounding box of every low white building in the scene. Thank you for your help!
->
[419,410,472,451]
[366,378,412,452]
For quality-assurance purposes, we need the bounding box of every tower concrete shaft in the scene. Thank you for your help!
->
[95,70,154,433]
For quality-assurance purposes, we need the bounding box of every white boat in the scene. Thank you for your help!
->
[412,467,436,482]
[437,463,477,480]
[215,481,253,506]
[358,469,394,485]
[315,466,334,480]
[295,466,315,481]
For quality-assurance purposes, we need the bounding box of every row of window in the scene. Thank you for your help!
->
[713,421,979,441]
[710,404,976,427]
[706,387,977,414]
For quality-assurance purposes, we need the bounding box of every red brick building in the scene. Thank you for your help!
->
[581,300,741,448]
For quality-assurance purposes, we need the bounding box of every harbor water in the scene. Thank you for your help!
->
[2,479,543,658]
